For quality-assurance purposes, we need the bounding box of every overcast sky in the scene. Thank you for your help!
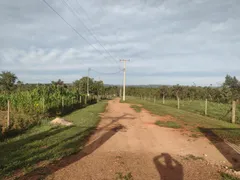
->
[0,0,239,86]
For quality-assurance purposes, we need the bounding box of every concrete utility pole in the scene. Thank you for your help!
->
[87,68,91,96]
[120,60,130,101]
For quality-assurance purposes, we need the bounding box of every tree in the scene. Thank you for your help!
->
[73,77,94,94]
[159,86,169,104]
[0,71,17,92]
[16,80,24,91]
[224,75,239,88]
[223,75,240,100]
[51,79,65,86]
[92,80,104,96]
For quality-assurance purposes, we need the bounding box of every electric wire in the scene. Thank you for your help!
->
[61,0,121,68]
[41,0,118,67]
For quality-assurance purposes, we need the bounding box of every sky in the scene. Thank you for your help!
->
[0,0,240,86]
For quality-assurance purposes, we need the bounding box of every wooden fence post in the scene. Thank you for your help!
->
[205,99,208,116]
[154,97,156,104]
[7,100,10,128]
[163,95,165,104]
[62,96,64,108]
[177,97,180,109]
[232,100,236,124]
[42,97,45,113]
[80,96,82,104]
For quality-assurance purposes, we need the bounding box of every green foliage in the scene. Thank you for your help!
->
[125,75,240,103]
[73,77,104,96]
[183,154,204,161]
[0,82,98,136]
[0,101,107,179]
[104,85,119,96]
[73,76,93,94]
[116,172,133,180]
[155,121,181,129]
[221,172,240,180]
[0,71,17,92]
[130,105,141,112]
[223,75,240,100]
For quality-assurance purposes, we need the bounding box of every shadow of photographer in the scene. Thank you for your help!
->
[154,153,183,180]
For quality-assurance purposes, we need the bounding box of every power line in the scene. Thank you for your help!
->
[61,0,120,68]
[41,0,118,66]
[74,0,122,66]
[90,68,123,75]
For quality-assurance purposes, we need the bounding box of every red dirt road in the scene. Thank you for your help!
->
[46,99,230,180]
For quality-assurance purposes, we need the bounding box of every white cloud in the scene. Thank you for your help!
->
[0,0,240,85]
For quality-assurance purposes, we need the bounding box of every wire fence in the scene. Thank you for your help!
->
[139,96,240,124]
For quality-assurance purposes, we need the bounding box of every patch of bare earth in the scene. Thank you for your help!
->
[23,98,238,180]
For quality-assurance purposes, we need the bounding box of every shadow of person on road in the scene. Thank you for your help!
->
[153,153,183,180]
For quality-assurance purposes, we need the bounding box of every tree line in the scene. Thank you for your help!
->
[0,71,108,96]
[125,75,240,104]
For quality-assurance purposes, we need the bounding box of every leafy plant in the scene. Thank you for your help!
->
[130,105,141,112]
[221,172,240,180]
[155,121,181,129]
[116,172,133,180]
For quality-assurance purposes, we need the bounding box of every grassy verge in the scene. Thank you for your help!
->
[158,99,240,123]
[123,97,240,144]
[221,172,240,180]
[0,101,107,178]
[183,154,204,161]
[155,121,181,129]
[130,105,141,112]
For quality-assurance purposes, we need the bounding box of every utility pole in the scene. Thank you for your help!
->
[87,68,91,96]
[120,60,130,101]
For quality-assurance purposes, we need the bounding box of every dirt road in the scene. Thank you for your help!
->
[47,99,230,180]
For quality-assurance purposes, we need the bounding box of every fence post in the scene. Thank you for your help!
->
[163,95,165,104]
[205,99,208,116]
[62,96,64,108]
[177,97,180,109]
[154,97,156,104]
[42,97,45,113]
[7,100,10,128]
[232,100,236,124]
[80,96,82,104]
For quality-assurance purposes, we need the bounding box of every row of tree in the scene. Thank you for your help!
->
[0,71,107,96]
[125,75,240,104]
[1,71,239,104]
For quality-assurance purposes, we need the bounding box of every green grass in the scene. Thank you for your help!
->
[130,105,141,112]
[155,121,181,129]
[221,172,240,180]
[183,154,204,161]
[157,99,240,124]
[124,97,240,144]
[116,172,133,180]
[0,101,107,178]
